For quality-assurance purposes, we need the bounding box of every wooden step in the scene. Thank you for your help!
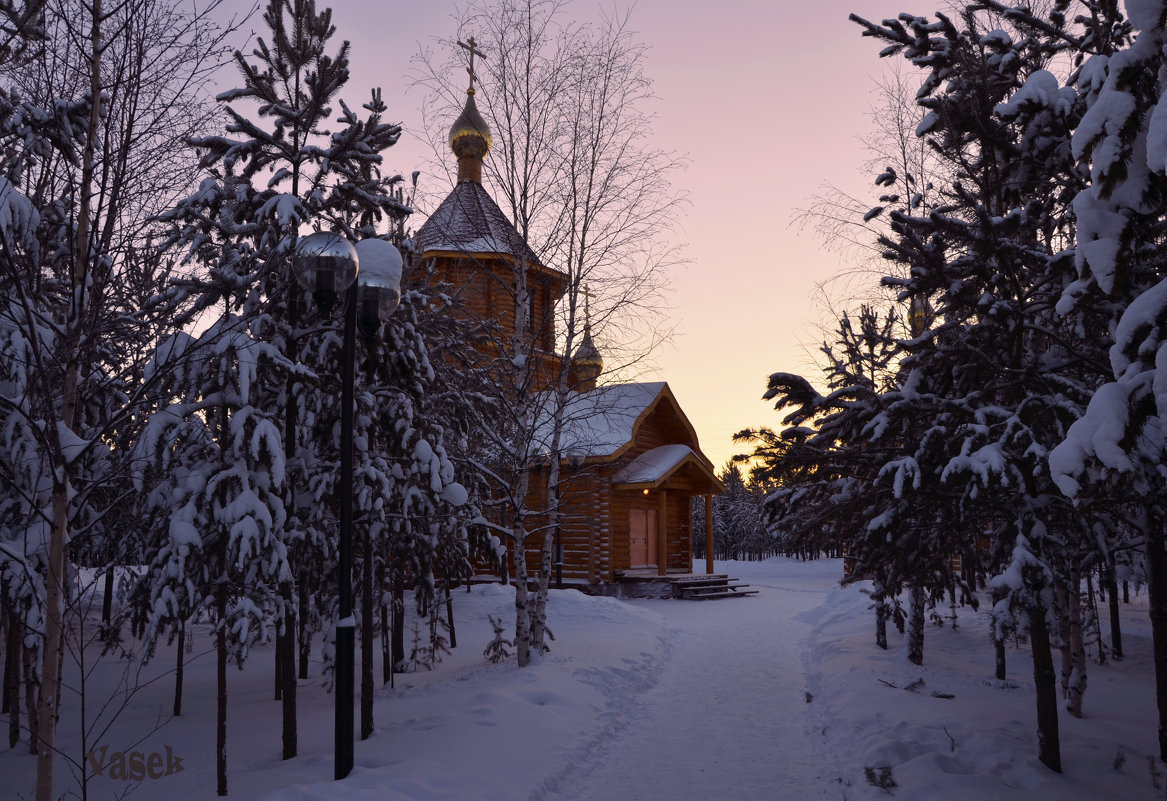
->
[681,589,758,600]
[672,578,732,589]
[675,576,757,600]
[669,574,729,583]
[684,583,752,595]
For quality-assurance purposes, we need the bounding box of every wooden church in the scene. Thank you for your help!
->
[410,57,727,594]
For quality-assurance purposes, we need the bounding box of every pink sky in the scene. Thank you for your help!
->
[324,0,894,469]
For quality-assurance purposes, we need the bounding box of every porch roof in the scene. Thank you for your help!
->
[612,444,723,493]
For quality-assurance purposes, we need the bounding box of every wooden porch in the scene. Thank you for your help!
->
[611,570,757,600]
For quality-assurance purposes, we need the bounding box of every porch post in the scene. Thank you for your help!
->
[657,489,668,576]
[705,494,714,575]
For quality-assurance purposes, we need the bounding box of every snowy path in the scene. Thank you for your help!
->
[546,563,838,801]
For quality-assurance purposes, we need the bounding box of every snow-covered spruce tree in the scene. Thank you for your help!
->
[338,239,472,738]
[135,303,294,799]
[741,305,907,650]
[372,261,490,675]
[751,4,1105,772]
[140,0,409,785]
[845,4,1121,768]
[0,3,237,799]
[1048,0,1167,764]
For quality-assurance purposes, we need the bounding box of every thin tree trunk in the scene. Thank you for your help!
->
[391,583,404,673]
[873,572,888,650]
[360,537,373,740]
[281,290,298,748]
[1107,564,1123,659]
[1055,582,1072,698]
[216,584,228,796]
[995,636,1007,681]
[381,602,391,686]
[281,585,296,759]
[275,627,283,701]
[34,479,69,795]
[35,3,99,795]
[1145,515,1167,762]
[511,273,534,668]
[1029,596,1062,773]
[173,621,184,717]
[1066,564,1087,717]
[24,643,37,754]
[298,575,311,680]
[513,521,532,667]
[2,604,12,714]
[6,614,20,747]
[445,581,457,650]
[101,565,114,628]
[1086,570,1106,665]
[907,584,926,665]
[531,450,561,654]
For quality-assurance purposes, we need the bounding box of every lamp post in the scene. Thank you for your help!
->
[293,231,401,781]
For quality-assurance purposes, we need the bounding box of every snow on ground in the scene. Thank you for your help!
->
[1,557,1165,800]
[803,573,1166,801]
[544,558,838,801]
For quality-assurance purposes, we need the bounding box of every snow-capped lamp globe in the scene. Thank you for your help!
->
[293,230,360,313]
[354,238,403,336]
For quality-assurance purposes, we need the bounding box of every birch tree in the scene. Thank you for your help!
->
[414,0,682,665]
[0,3,240,799]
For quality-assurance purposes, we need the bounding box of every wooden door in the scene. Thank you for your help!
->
[629,508,657,567]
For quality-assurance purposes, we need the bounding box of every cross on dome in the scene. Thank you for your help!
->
[449,34,492,182]
[458,36,486,94]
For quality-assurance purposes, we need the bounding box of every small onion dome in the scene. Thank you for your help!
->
[570,324,603,391]
[908,294,932,337]
[449,91,492,182]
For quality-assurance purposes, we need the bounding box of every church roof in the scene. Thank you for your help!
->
[532,381,664,458]
[413,180,543,268]
[532,381,720,491]
[533,381,711,462]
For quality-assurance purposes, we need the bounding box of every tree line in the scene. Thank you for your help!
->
[690,463,781,562]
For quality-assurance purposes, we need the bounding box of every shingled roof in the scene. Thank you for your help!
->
[413,180,543,268]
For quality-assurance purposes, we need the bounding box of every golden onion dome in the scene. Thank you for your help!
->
[449,90,492,159]
[572,324,603,372]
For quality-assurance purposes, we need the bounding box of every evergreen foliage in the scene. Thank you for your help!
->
[742,2,1167,771]
[128,0,471,788]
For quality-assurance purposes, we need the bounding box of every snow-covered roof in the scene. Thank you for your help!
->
[535,382,668,458]
[611,444,701,486]
[413,181,543,268]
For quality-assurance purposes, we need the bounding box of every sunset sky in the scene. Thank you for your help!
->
[319,0,898,469]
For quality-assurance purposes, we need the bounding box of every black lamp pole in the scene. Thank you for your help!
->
[294,231,401,783]
[334,279,358,780]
